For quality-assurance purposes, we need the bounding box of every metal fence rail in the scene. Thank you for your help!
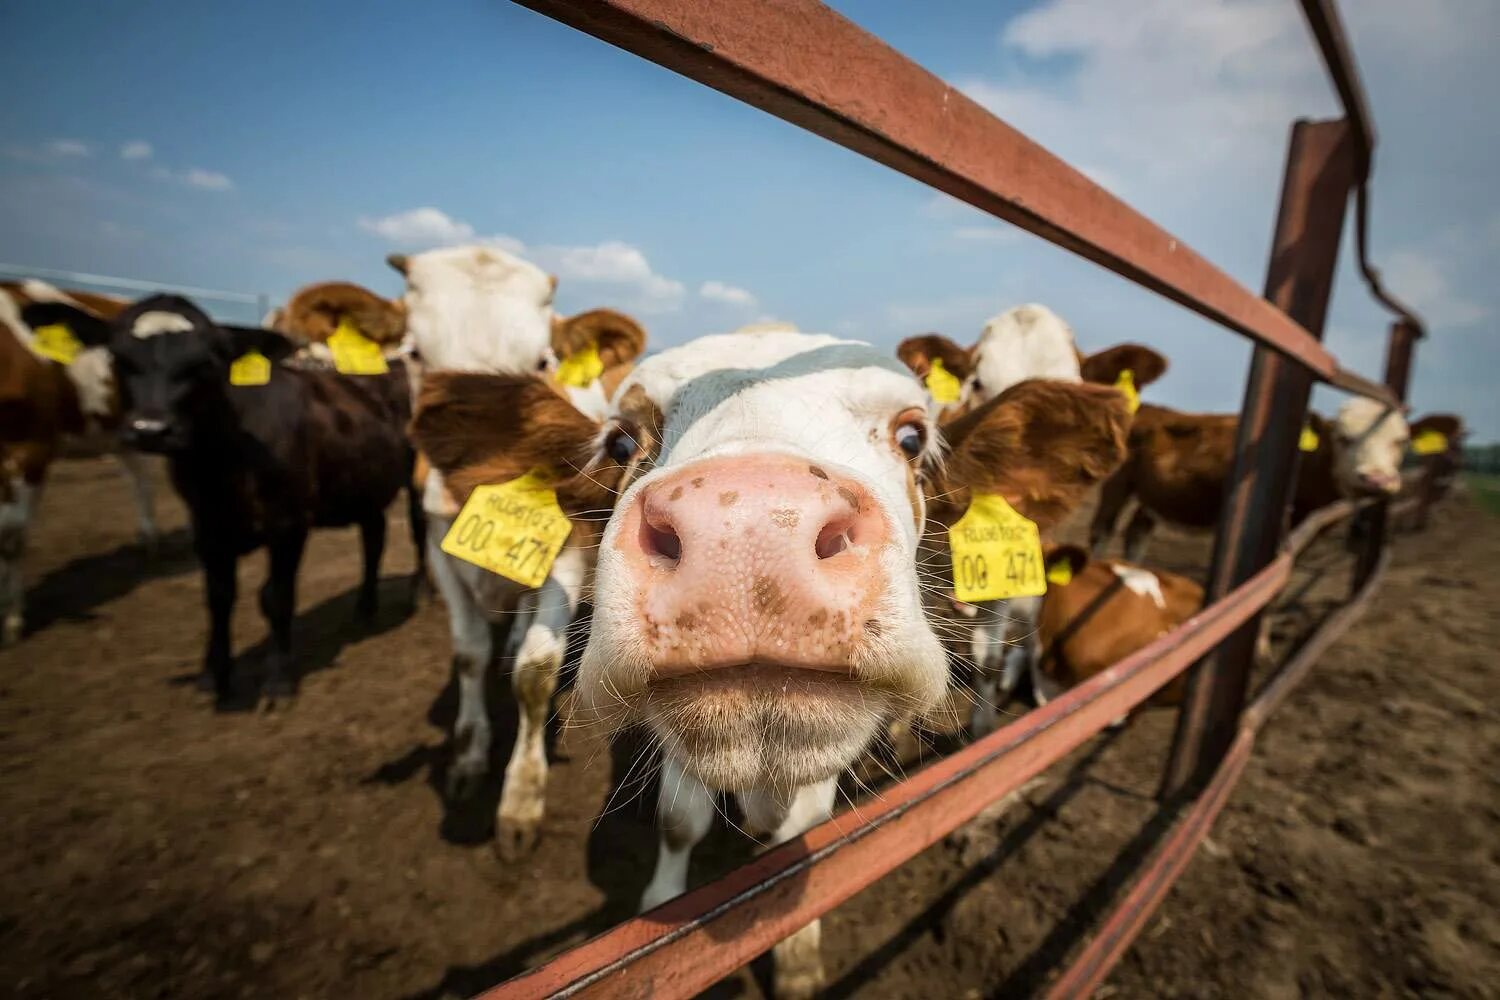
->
[483,0,1431,995]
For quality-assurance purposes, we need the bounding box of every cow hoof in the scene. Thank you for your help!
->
[445,761,488,802]
[261,678,297,709]
[493,817,542,861]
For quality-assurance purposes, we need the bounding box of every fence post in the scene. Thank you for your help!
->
[1350,319,1419,586]
[1160,118,1359,800]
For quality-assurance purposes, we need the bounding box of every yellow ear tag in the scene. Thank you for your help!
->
[555,342,605,389]
[229,350,272,387]
[949,493,1046,603]
[329,317,389,375]
[1412,429,1449,456]
[924,357,962,405]
[1114,368,1140,415]
[33,323,83,365]
[440,471,573,588]
[1299,425,1320,452]
[1046,559,1074,587]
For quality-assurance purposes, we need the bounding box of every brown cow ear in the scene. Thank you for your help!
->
[279,282,406,346]
[929,379,1130,533]
[1408,413,1463,440]
[553,309,647,370]
[1079,343,1168,388]
[410,372,626,520]
[896,333,972,381]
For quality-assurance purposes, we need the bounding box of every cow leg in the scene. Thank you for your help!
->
[640,753,716,912]
[738,778,839,1000]
[259,527,308,704]
[356,513,386,622]
[1089,467,1134,557]
[1123,506,1158,563]
[115,449,159,552]
[496,545,585,860]
[968,599,1009,736]
[0,475,35,646]
[406,476,430,604]
[428,525,495,801]
[201,543,238,702]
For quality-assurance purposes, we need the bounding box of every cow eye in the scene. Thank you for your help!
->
[894,413,927,459]
[604,424,640,465]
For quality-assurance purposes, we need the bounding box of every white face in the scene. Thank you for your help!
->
[1332,397,1410,495]
[581,331,948,793]
[967,303,1081,403]
[399,245,557,374]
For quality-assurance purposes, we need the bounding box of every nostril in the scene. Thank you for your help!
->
[815,517,857,560]
[639,508,682,566]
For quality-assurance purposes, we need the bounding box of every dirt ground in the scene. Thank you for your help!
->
[2,456,1496,999]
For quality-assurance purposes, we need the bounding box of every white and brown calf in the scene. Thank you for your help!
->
[394,243,646,857]
[414,328,1130,997]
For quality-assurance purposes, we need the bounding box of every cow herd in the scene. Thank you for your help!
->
[0,248,1466,997]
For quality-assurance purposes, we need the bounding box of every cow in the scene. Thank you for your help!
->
[0,282,162,645]
[412,326,1130,996]
[21,294,424,705]
[1017,545,1201,709]
[1089,395,1412,561]
[392,244,647,857]
[1401,413,1466,531]
[898,306,1167,734]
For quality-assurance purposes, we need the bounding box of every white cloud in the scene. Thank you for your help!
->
[150,164,235,192]
[699,280,757,307]
[1383,251,1487,327]
[358,206,475,245]
[120,140,153,161]
[48,139,91,158]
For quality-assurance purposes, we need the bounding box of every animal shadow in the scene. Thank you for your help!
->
[23,527,197,635]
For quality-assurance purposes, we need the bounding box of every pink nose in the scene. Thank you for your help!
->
[613,454,892,677]
[1358,470,1402,495]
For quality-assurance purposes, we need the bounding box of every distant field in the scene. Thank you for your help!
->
[1469,474,1500,516]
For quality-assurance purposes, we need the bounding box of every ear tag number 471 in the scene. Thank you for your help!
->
[440,472,573,588]
[949,493,1046,603]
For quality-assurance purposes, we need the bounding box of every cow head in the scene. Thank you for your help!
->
[899,304,1085,415]
[1330,397,1410,496]
[31,295,296,453]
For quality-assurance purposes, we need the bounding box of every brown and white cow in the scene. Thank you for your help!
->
[1089,396,1412,560]
[0,282,162,645]
[413,327,1129,996]
[899,306,1165,733]
[394,244,646,857]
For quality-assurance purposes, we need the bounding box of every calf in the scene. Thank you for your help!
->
[1020,546,1201,708]
[413,327,1129,996]
[1090,396,1411,560]
[23,295,423,704]
[394,244,646,857]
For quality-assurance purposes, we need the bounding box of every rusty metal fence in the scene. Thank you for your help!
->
[482,0,1429,995]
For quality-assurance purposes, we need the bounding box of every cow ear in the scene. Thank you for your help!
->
[1408,413,1463,440]
[224,326,298,364]
[410,372,627,521]
[929,378,1130,533]
[897,333,972,381]
[553,309,647,370]
[279,281,405,346]
[1080,343,1168,388]
[19,302,112,347]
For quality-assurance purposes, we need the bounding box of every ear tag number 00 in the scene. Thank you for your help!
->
[329,317,389,375]
[949,493,1046,603]
[440,472,573,588]
[33,323,83,365]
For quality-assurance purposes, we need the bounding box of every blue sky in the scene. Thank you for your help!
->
[3,0,1496,438]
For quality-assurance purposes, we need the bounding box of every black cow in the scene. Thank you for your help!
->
[22,295,425,705]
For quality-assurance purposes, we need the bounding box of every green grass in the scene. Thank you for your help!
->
[1468,474,1500,517]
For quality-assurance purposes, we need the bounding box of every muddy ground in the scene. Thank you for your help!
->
[2,456,1496,999]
